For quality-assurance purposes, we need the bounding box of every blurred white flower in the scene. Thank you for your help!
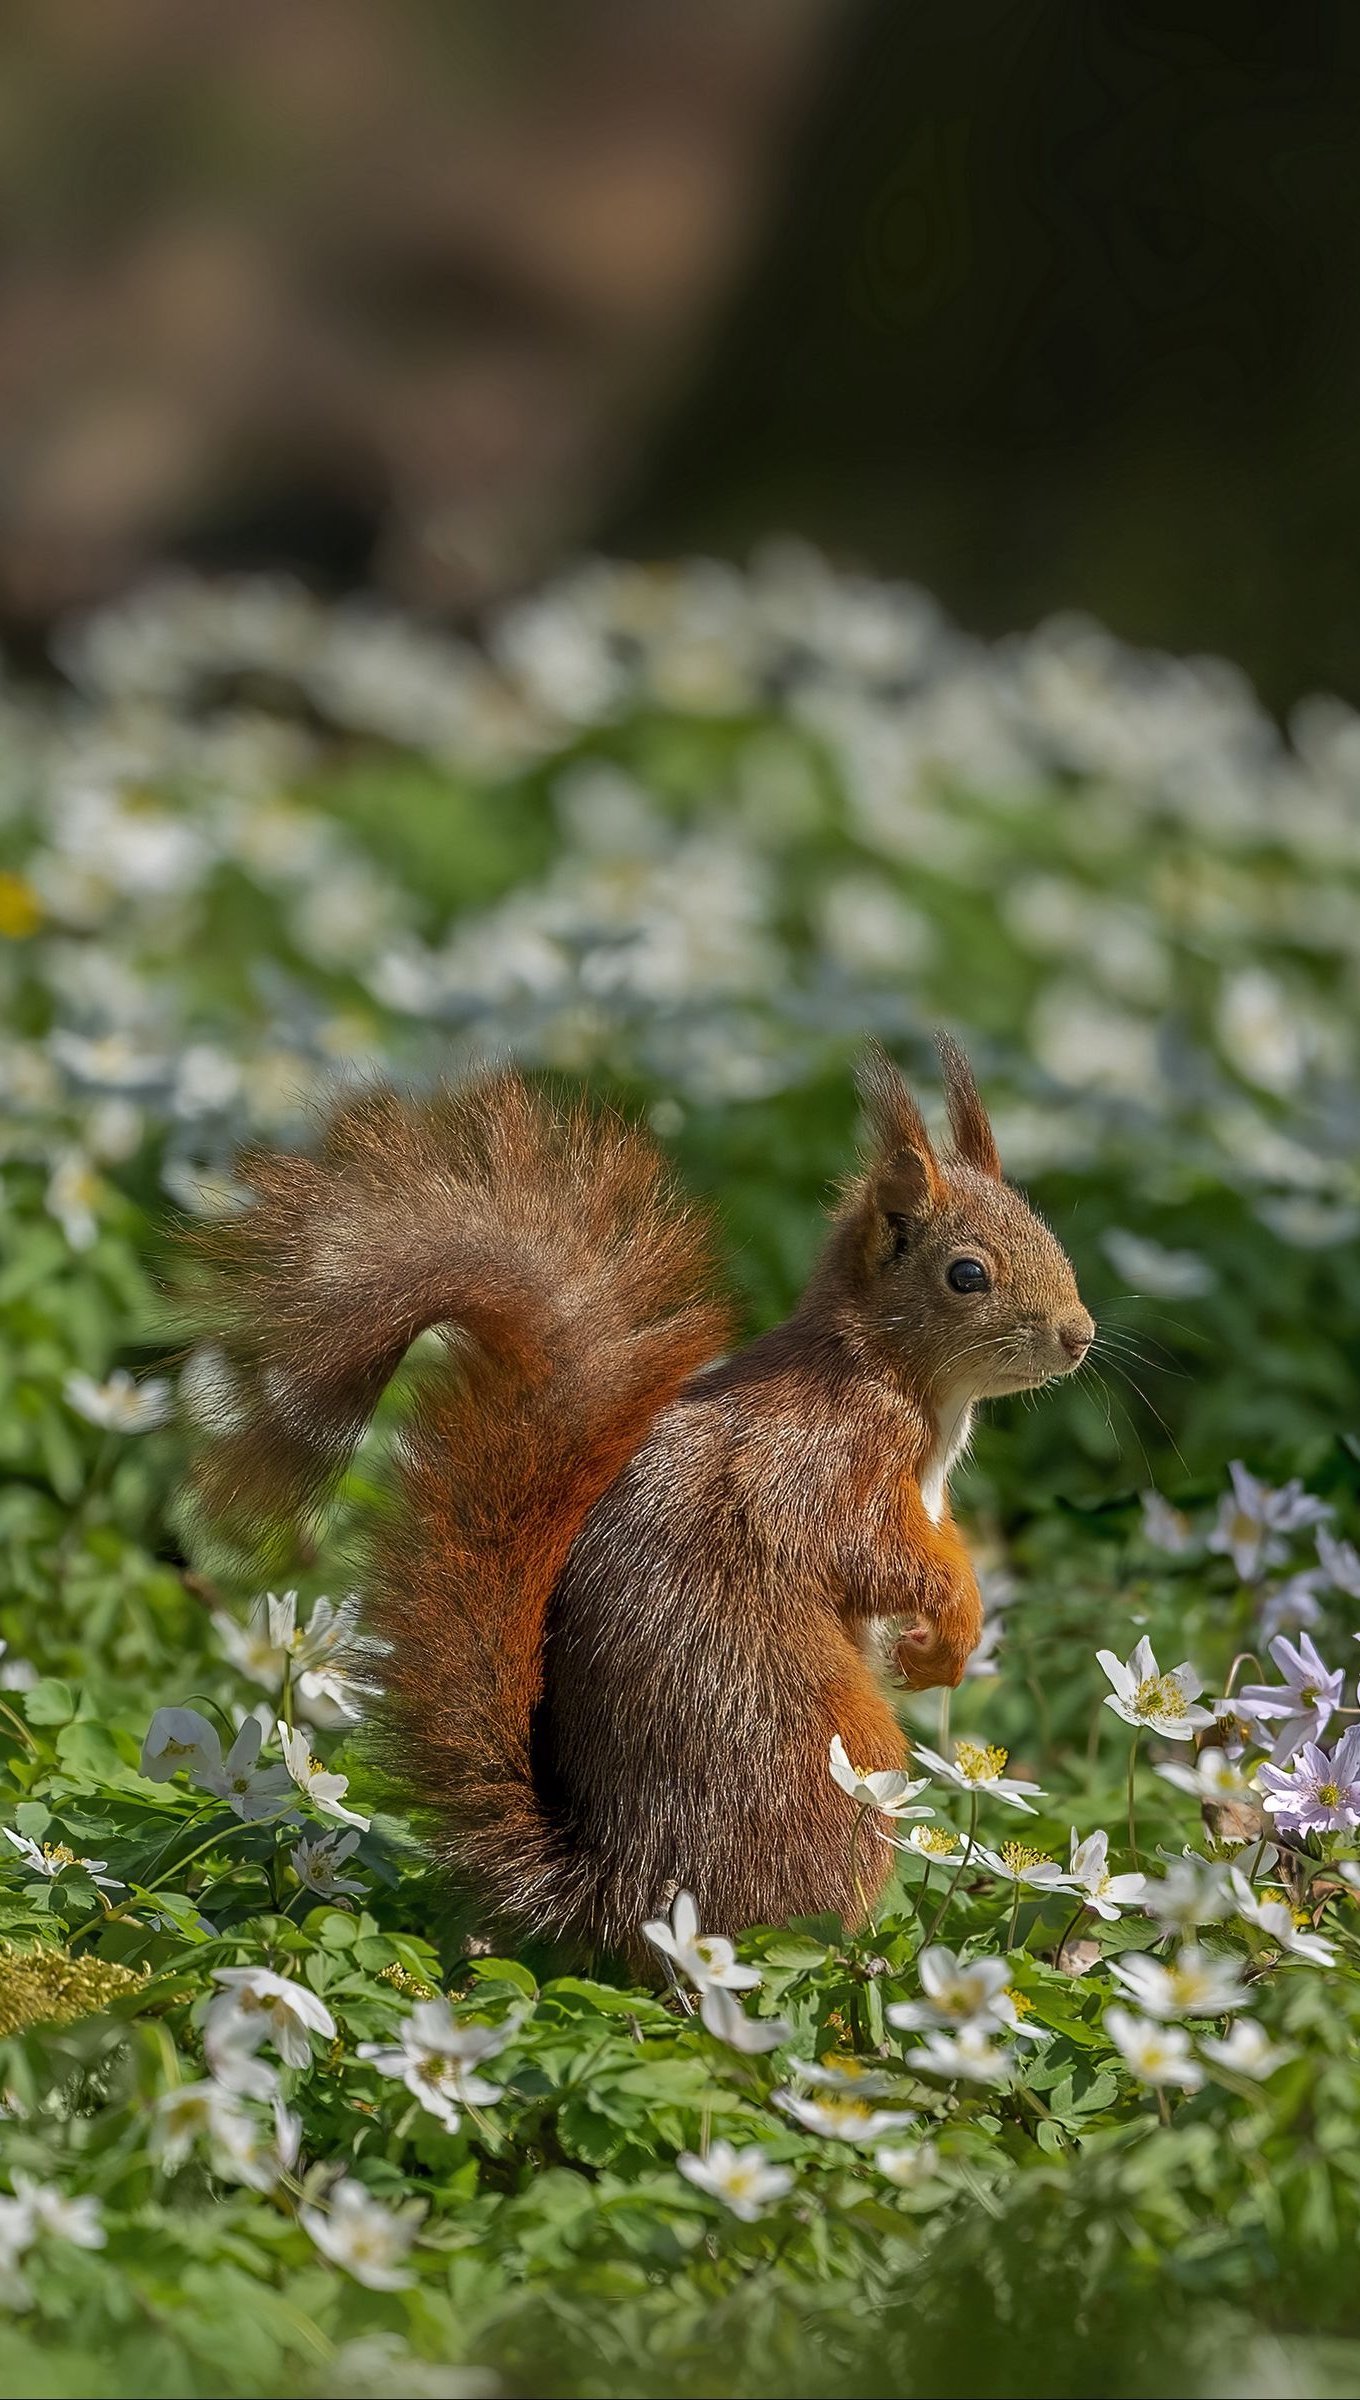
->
[1138,1491,1198,1555]
[300,2177,424,2291]
[828,1735,931,1818]
[9,2175,105,2250]
[677,2140,792,2222]
[774,2091,917,2142]
[1107,1945,1251,2019]
[786,2055,909,2099]
[1317,1529,1360,1600]
[874,2140,940,2189]
[1228,1868,1335,1966]
[206,1966,336,2083]
[1198,2020,1294,2079]
[903,2025,1017,2084]
[1100,1229,1214,1299]
[1156,1748,1258,1808]
[153,2079,255,2171]
[1144,1854,1237,1935]
[1104,2007,1203,2091]
[64,1367,171,1432]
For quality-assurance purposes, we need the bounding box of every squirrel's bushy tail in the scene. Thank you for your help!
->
[182,1069,729,1933]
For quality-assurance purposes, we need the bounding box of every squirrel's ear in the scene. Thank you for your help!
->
[937,1032,1002,1180]
[855,1043,944,1217]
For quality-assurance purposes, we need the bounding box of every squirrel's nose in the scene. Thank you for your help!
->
[1058,1310,1095,1361]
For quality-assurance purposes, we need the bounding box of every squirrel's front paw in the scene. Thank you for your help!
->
[894,1617,972,1691]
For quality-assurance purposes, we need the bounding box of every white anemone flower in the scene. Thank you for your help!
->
[1104,2007,1203,2090]
[63,1367,171,1432]
[677,2140,793,2222]
[879,1821,969,1865]
[974,1840,1076,1893]
[139,1705,223,1787]
[828,1735,932,1818]
[46,1151,101,1251]
[211,2098,301,2194]
[641,1891,761,2000]
[299,2177,424,2290]
[1066,1828,1146,1920]
[1155,1748,1258,1807]
[774,2090,917,2142]
[697,1985,791,2053]
[212,1609,288,1693]
[1096,1637,1214,1739]
[206,1966,337,2082]
[1208,1461,1332,1583]
[1255,1728,1360,1835]
[1107,1944,1251,2020]
[200,1718,294,1821]
[1199,2020,1294,2079]
[910,1739,1044,1813]
[277,1722,369,1829]
[358,2001,506,2131]
[2,1827,122,1891]
[886,1945,1025,2037]
[291,1827,367,1903]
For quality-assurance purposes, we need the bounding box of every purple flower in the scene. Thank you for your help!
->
[1237,1631,1344,1766]
[1256,1726,1360,1835]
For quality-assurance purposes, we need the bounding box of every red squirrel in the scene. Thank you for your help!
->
[186,1039,1092,1948]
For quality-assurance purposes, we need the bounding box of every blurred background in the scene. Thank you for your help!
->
[3,0,1360,708]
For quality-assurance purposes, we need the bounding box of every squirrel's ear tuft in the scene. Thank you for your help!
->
[855,1043,943,1216]
[937,1032,1002,1180]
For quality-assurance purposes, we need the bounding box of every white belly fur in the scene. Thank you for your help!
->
[919,1397,974,1525]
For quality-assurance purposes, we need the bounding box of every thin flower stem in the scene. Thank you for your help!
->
[937,1686,951,1756]
[923,1790,979,1944]
[1006,1880,1022,1953]
[0,1695,37,1754]
[1223,1652,1265,1699]
[1054,1899,1088,1965]
[1156,2087,1172,2128]
[848,1803,872,1928]
[1126,1731,1141,1870]
[280,1656,294,1736]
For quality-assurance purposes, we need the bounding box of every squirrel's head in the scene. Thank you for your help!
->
[819,1038,1093,1406]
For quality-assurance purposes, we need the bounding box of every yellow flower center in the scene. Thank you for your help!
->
[998,1841,1051,1875]
[1005,1988,1035,2018]
[0,873,42,939]
[954,1740,1008,1782]
[1317,1782,1342,1808]
[44,1843,76,1868]
[910,1826,959,1856]
[1132,1673,1186,1720]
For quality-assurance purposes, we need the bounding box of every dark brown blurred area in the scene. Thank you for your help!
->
[0,0,843,633]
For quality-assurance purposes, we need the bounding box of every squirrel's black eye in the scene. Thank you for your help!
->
[946,1256,991,1295]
